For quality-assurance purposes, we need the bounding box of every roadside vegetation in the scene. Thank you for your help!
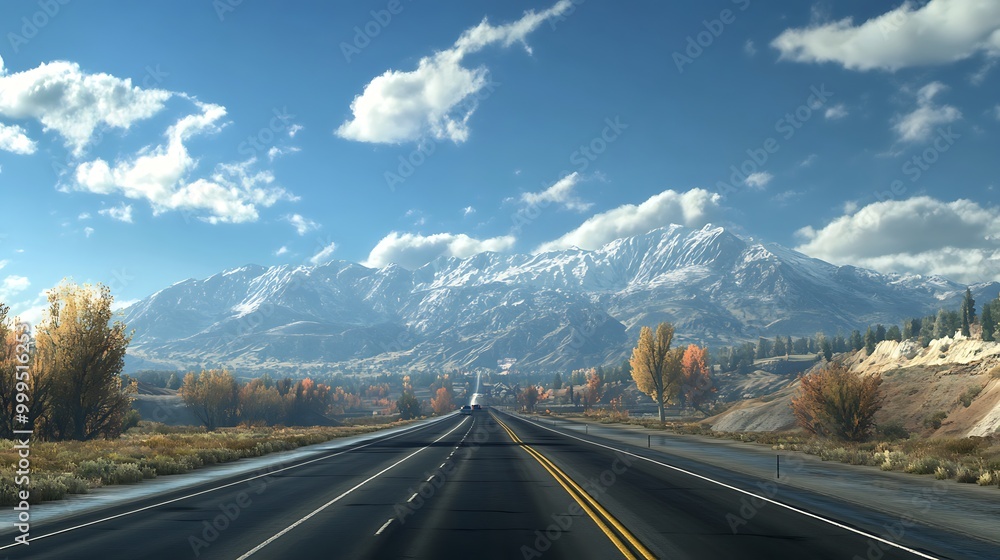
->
[0,418,416,507]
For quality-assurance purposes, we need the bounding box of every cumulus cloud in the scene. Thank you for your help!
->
[744,172,774,190]
[0,275,30,302]
[535,188,723,253]
[99,203,133,223]
[336,0,572,144]
[0,59,170,155]
[71,102,293,224]
[364,232,517,269]
[284,213,319,235]
[275,246,288,256]
[795,196,1000,283]
[825,104,849,120]
[0,123,36,154]
[462,206,476,216]
[893,82,961,142]
[520,172,591,212]
[310,241,338,265]
[743,40,757,56]
[772,0,1000,71]
[84,227,94,238]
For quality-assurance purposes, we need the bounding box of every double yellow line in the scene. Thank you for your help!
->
[491,413,656,560]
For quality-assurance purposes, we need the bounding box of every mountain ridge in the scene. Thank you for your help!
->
[121,224,998,374]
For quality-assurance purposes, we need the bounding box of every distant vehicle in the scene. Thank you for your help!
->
[472,404,483,412]
[460,405,472,415]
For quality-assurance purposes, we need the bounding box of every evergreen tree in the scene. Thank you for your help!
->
[874,324,887,343]
[773,335,787,357]
[982,303,995,342]
[962,288,976,325]
[833,333,847,353]
[820,337,833,362]
[864,327,876,354]
[756,337,771,359]
[886,325,902,342]
[933,308,950,339]
[848,330,864,351]
[552,371,562,391]
[961,311,971,337]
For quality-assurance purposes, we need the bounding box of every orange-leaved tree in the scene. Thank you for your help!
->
[431,387,453,415]
[680,344,715,414]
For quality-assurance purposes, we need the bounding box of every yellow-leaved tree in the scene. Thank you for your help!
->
[35,282,134,440]
[629,322,683,422]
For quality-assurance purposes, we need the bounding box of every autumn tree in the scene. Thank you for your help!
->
[680,344,715,414]
[180,369,239,430]
[0,304,24,439]
[431,387,454,415]
[791,362,884,442]
[583,370,602,411]
[238,379,285,426]
[285,378,331,425]
[630,322,683,422]
[519,385,539,412]
[34,283,134,440]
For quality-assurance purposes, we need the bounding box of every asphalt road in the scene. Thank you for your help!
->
[1,411,986,559]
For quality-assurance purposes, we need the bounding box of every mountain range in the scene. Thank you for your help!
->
[121,224,998,374]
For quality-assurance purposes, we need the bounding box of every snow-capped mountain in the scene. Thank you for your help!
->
[121,224,997,374]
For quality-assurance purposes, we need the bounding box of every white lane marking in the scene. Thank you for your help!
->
[0,414,463,552]
[504,412,939,560]
[425,476,434,482]
[408,493,419,503]
[236,418,468,559]
[374,518,394,536]
[440,463,447,469]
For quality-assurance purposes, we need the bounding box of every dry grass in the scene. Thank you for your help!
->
[0,419,416,506]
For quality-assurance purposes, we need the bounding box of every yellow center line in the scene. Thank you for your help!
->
[491,412,656,560]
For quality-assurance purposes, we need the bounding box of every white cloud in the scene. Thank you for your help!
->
[772,0,1000,71]
[744,171,774,189]
[0,123,36,154]
[309,241,338,265]
[795,196,1000,283]
[99,203,133,223]
[287,124,304,137]
[744,40,757,56]
[825,103,849,120]
[800,154,818,167]
[364,232,517,269]
[520,172,591,212]
[892,82,961,142]
[0,260,6,271]
[284,213,319,235]
[994,105,1000,120]
[267,145,300,161]
[84,226,94,238]
[535,188,723,252]
[462,206,476,216]
[71,103,293,224]
[78,212,91,220]
[275,246,288,256]
[336,0,573,144]
[0,60,170,155]
[0,275,30,302]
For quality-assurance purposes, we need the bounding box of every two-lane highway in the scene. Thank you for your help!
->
[3,409,986,559]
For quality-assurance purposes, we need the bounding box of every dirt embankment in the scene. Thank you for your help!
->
[707,335,1000,437]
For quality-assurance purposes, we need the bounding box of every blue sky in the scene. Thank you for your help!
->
[1,0,999,321]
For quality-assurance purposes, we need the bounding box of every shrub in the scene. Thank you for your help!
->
[955,466,979,483]
[904,457,939,474]
[934,464,954,480]
[791,363,885,442]
[977,470,998,486]
[923,411,948,430]
[878,422,910,441]
[959,386,983,408]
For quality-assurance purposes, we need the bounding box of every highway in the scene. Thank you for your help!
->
[2,409,986,559]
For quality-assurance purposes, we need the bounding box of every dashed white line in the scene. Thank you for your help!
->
[408,493,419,503]
[235,418,468,560]
[374,518,394,535]
[0,414,462,552]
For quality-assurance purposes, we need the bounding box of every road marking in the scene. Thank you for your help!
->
[492,414,654,560]
[236,418,468,559]
[506,412,940,560]
[374,518,394,535]
[408,493,419,503]
[0,414,462,551]
[425,475,434,482]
